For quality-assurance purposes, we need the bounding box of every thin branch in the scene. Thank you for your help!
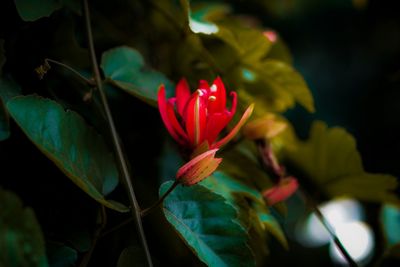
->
[43,58,96,87]
[141,180,179,217]
[79,206,107,267]
[299,189,359,267]
[82,1,153,266]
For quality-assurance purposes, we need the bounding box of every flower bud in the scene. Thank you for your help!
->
[263,176,299,205]
[176,149,222,186]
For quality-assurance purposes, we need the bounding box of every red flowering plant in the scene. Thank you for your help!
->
[158,77,254,157]
[3,1,399,266]
[156,77,253,186]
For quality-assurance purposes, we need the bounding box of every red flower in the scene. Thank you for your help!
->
[158,77,254,152]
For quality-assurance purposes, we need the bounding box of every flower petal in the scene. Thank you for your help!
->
[212,103,254,149]
[176,149,222,185]
[176,78,191,117]
[263,177,299,205]
[205,112,232,145]
[184,91,207,147]
[158,85,188,145]
[207,76,227,114]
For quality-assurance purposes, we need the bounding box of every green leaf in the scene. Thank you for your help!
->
[0,188,49,267]
[286,121,399,203]
[46,244,77,267]
[200,171,263,204]
[101,46,174,106]
[215,24,272,65]
[245,59,315,113]
[14,0,79,21]
[201,172,288,249]
[381,205,400,246]
[6,95,128,212]
[117,246,147,267]
[253,202,288,249]
[160,181,255,267]
[14,0,62,21]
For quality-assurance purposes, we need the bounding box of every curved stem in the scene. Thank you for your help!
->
[141,180,179,217]
[79,206,107,267]
[43,58,96,87]
[299,189,358,267]
[82,1,153,266]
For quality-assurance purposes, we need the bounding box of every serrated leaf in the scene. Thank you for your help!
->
[215,24,272,65]
[6,95,128,212]
[160,181,255,267]
[0,188,49,267]
[286,121,399,203]
[101,46,174,106]
[246,59,315,113]
[117,246,147,267]
[46,244,77,267]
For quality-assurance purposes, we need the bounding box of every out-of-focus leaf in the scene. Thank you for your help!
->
[264,34,293,64]
[285,121,399,203]
[160,181,255,267]
[14,0,62,21]
[381,205,400,245]
[0,188,49,267]
[6,95,128,212]
[247,60,314,113]
[117,246,146,267]
[101,46,174,106]
[253,202,288,249]
[14,0,79,21]
[215,24,272,65]
[46,244,77,267]
[0,78,22,104]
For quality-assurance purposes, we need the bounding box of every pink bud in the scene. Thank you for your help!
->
[263,176,299,205]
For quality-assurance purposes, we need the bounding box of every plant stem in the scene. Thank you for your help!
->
[299,189,359,267]
[256,140,358,267]
[79,206,107,267]
[82,1,153,266]
[141,180,179,217]
[44,58,96,86]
